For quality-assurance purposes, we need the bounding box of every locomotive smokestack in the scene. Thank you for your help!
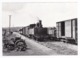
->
[39,20,42,28]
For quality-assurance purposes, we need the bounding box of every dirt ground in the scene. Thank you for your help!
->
[3,32,78,56]
[38,42,78,55]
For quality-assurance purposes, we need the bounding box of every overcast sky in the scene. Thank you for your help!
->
[2,2,77,27]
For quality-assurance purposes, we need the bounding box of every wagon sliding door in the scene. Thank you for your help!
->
[65,20,71,37]
[72,19,77,42]
[56,22,61,38]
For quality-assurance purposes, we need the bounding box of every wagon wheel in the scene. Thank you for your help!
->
[15,40,27,51]
[6,44,15,51]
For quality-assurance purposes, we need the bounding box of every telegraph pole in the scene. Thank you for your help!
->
[9,15,11,33]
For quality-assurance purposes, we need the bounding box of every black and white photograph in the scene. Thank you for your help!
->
[2,2,78,56]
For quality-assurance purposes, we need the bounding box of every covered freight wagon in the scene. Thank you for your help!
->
[47,27,57,40]
[56,18,77,44]
[47,27,56,37]
[21,26,29,37]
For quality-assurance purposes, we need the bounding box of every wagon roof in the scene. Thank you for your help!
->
[56,18,77,23]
